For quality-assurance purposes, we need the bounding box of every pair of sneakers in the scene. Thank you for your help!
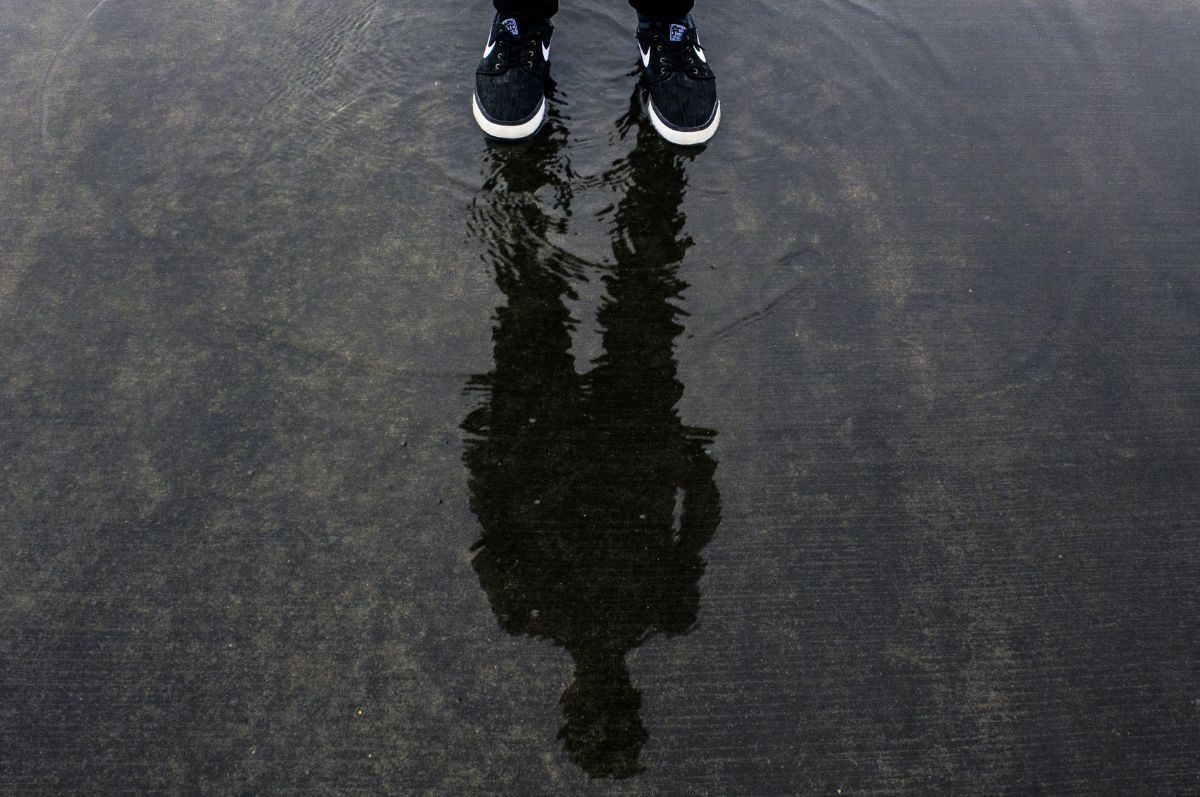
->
[471,15,720,146]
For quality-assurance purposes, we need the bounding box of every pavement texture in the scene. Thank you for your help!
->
[2,1,1199,793]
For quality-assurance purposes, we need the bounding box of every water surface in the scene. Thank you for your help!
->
[2,0,1199,793]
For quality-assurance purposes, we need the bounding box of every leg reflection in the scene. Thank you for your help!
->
[463,94,720,779]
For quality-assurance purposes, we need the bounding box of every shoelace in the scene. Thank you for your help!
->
[490,29,542,73]
[649,34,704,78]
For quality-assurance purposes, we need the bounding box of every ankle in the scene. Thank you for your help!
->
[495,13,553,34]
[636,13,692,32]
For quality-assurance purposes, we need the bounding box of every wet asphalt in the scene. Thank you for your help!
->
[2,1,1199,793]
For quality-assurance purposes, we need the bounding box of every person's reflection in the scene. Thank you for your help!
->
[463,90,721,779]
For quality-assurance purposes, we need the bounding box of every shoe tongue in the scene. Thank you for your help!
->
[501,17,519,36]
[669,23,686,42]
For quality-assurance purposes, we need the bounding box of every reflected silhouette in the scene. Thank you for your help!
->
[463,87,721,779]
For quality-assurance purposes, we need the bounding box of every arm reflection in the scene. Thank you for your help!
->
[463,93,721,779]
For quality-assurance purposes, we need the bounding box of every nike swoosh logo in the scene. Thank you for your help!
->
[541,42,551,61]
[693,45,707,63]
[483,39,496,58]
[639,44,652,68]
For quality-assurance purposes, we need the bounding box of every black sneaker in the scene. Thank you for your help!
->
[473,16,553,141]
[636,17,720,146]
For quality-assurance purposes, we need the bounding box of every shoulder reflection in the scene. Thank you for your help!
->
[463,90,721,779]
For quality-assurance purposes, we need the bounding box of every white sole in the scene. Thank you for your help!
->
[472,94,547,141]
[647,98,721,147]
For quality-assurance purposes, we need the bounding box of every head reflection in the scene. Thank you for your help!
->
[463,91,721,779]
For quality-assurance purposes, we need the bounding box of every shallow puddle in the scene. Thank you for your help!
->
[2,0,1198,792]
